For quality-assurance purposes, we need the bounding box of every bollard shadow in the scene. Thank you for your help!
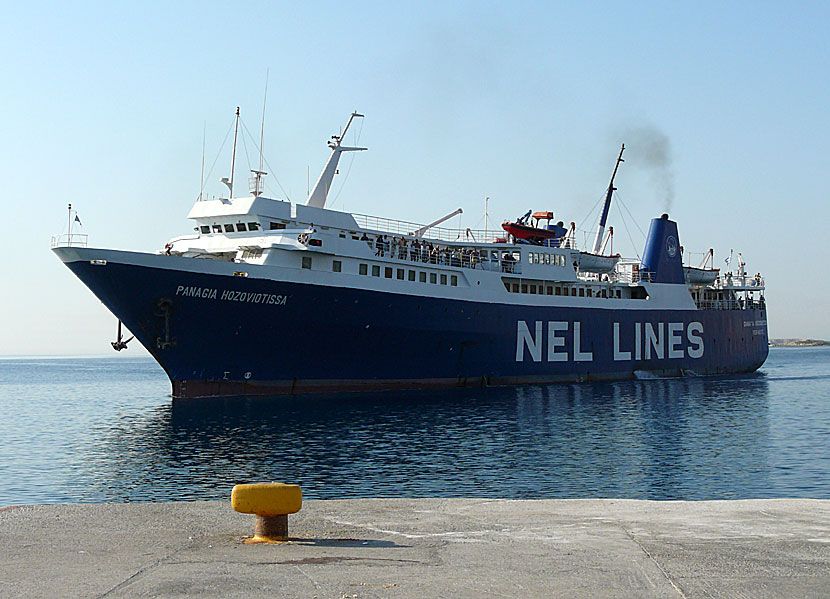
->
[287,537,409,548]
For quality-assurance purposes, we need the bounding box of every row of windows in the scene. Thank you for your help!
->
[200,222,261,234]
[502,278,640,299]
[527,252,567,266]
[358,263,458,286]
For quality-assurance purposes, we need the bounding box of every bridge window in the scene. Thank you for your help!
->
[200,226,210,234]
[302,256,312,269]
[372,265,380,277]
[440,274,447,285]
[236,223,247,232]
[333,260,342,272]
[212,225,222,233]
[248,222,260,231]
[420,271,427,283]
[451,275,458,286]
[385,267,393,278]
[397,268,404,280]
[269,222,286,230]
[224,224,234,232]
[359,264,368,275]
[579,288,584,297]
[430,273,437,284]
[408,270,416,281]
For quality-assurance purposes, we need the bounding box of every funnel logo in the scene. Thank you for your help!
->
[666,235,678,258]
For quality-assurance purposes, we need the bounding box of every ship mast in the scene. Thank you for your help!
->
[306,112,366,209]
[221,107,241,198]
[591,144,625,254]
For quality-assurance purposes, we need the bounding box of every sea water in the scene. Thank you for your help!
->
[0,348,828,505]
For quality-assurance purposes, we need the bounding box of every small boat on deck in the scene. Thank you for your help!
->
[684,266,720,285]
[502,211,568,245]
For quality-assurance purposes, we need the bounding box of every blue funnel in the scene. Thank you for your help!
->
[640,214,684,284]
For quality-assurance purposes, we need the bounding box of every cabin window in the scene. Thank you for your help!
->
[451,275,458,286]
[587,289,593,298]
[385,267,393,279]
[372,265,380,277]
[616,290,621,298]
[419,271,427,283]
[555,287,561,296]
[512,283,519,293]
[529,285,537,294]
[397,268,404,280]
[430,273,437,284]
[270,222,286,230]
[333,260,342,272]
[546,286,553,295]
[359,264,368,275]
[212,225,222,233]
[543,254,550,265]
[579,288,584,297]
[571,288,577,296]
[521,284,528,293]
[440,274,447,285]
[248,222,260,231]
[224,224,234,233]
[504,281,511,292]
[236,223,247,232]
[302,256,312,269]
[200,226,210,234]
[408,270,416,281]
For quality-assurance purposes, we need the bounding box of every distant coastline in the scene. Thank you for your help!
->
[769,339,830,347]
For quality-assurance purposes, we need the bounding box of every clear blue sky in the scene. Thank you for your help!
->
[2,0,828,356]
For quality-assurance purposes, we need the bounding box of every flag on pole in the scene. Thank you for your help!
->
[724,255,730,265]
[74,214,82,227]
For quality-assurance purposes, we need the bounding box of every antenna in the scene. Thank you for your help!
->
[249,73,270,197]
[259,71,268,174]
[199,122,206,201]
[484,196,489,235]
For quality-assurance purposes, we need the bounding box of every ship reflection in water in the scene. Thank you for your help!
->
[81,375,774,502]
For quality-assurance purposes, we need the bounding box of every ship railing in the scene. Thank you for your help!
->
[713,274,765,289]
[352,213,508,244]
[367,239,522,274]
[612,269,654,284]
[51,233,88,248]
[694,298,766,311]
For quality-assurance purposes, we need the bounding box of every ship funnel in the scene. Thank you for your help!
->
[639,214,684,284]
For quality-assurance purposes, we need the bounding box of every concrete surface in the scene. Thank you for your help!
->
[1,498,829,598]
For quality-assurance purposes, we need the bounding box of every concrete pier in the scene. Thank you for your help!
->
[2,498,829,598]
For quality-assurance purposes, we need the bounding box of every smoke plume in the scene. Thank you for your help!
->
[622,125,675,213]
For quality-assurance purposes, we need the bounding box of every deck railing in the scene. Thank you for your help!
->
[51,233,88,248]
[352,213,508,244]
[362,238,522,274]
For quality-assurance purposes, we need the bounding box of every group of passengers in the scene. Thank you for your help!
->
[359,233,514,270]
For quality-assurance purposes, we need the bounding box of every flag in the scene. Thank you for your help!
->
[724,255,730,265]
[74,214,82,227]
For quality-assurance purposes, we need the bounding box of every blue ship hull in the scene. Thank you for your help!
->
[60,250,769,399]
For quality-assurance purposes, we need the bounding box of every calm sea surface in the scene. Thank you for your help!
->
[1,348,828,505]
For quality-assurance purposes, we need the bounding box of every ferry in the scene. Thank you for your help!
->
[52,112,769,399]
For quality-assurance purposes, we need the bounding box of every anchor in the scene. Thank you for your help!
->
[111,320,134,351]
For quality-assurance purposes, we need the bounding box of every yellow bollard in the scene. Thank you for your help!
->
[231,482,302,543]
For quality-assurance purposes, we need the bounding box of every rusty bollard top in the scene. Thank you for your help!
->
[231,483,302,543]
